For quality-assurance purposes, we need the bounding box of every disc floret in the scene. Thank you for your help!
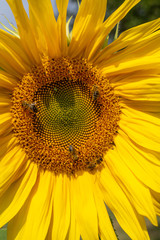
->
[11,57,120,175]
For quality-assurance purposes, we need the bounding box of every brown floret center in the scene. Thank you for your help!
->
[11,57,120,175]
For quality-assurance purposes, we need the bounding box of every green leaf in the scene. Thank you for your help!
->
[0,228,7,240]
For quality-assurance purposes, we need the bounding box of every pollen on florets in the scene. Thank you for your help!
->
[11,57,121,175]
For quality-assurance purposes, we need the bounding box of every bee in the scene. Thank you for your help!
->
[110,142,116,150]
[69,145,78,161]
[92,85,99,101]
[22,101,38,113]
[86,157,103,171]
[96,157,103,164]
[87,162,96,171]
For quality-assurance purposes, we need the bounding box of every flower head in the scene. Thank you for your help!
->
[0,0,160,239]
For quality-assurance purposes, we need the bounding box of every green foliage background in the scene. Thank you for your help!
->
[106,0,160,31]
[0,228,7,240]
[70,0,160,35]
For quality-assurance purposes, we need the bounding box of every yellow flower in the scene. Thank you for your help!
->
[0,0,160,239]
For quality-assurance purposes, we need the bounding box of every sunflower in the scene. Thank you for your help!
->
[0,0,160,239]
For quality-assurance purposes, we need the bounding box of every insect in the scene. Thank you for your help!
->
[86,157,103,171]
[87,162,96,171]
[110,141,116,150]
[69,145,78,161]
[22,101,38,113]
[92,85,99,101]
[96,157,103,164]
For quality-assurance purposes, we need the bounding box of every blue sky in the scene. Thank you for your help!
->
[0,0,59,29]
[0,0,77,31]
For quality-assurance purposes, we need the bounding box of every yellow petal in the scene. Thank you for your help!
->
[99,31,160,75]
[0,29,33,75]
[0,162,38,227]
[0,112,11,124]
[121,107,160,129]
[86,0,141,60]
[68,0,107,58]
[0,103,10,114]
[102,55,160,76]
[67,223,80,240]
[67,177,80,240]
[114,131,160,192]
[28,0,60,58]
[56,0,69,56]
[0,133,14,159]
[0,70,18,90]
[0,145,27,197]
[114,76,160,101]
[0,90,11,103]
[6,0,40,65]
[0,18,19,38]
[66,16,72,45]
[94,183,118,240]
[45,212,54,240]
[0,86,12,114]
[8,170,54,240]
[120,98,160,113]
[0,41,29,78]
[73,172,98,240]
[99,167,150,240]
[120,110,160,152]
[120,108,160,165]
[95,18,160,64]
[0,113,12,136]
[151,190,160,216]
[106,148,157,225]
[51,174,70,240]
[0,137,19,162]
